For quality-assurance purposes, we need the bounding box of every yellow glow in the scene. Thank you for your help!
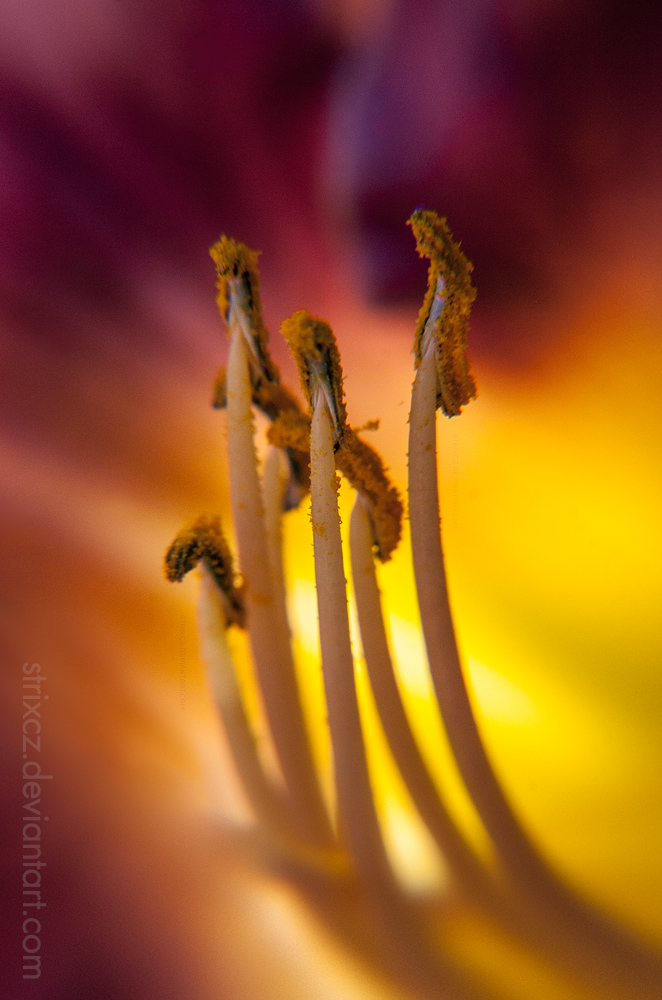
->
[135,251,662,996]
[237,281,662,955]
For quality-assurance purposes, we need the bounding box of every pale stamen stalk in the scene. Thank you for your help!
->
[196,562,294,837]
[311,391,476,1000]
[408,338,662,990]
[349,494,654,987]
[349,493,508,912]
[409,340,534,879]
[181,219,662,997]
[262,446,292,633]
[310,395,391,884]
[262,443,337,842]
[225,326,331,847]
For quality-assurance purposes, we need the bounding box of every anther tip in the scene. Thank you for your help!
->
[408,210,477,416]
[164,516,245,628]
[281,310,348,445]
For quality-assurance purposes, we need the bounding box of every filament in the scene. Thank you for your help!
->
[162,222,662,1000]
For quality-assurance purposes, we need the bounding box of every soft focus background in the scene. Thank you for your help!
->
[1,1,661,997]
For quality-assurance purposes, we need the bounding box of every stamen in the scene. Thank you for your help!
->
[213,364,306,424]
[212,367,227,409]
[348,495,504,908]
[281,310,347,445]
[261,446,292,642]
[168,221,662,999]
[281,310,403,561]
[284,309,474,997]
[335,430,403,562]
[209,240,312,514]
[214,243,334,848]
[164,519,293,836]
[164,515,245,627]
[346,495,617,975]
[408,209,477,417]
[210,236,280,384]
[266,407,311,454]
[294,320,388,877]
[407,212,661,987]
[214,365,311,508]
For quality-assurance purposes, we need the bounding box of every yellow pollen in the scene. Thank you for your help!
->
[408,209,477,416]
[164,515,245,628]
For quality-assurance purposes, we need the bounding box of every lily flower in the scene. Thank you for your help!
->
[164,216,662,999]
[2,4,661,998]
